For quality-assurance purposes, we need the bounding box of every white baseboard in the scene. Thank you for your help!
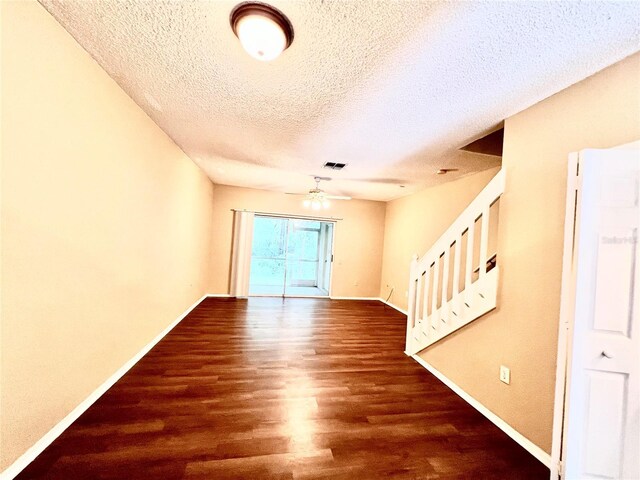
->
[250,295,329,299]
[410,354,552,468]
[378,298,408,316]
[1,294,209,480]
[211,294,382,301]
[329,296,380,301]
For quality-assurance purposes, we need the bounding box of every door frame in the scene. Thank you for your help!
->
[318,222,335,293]
[550,152,580,479]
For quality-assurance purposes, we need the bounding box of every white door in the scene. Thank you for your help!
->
[554,144,640,479]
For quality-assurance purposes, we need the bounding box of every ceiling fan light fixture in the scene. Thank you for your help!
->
[295,176,349,209]
[230,2,294,62]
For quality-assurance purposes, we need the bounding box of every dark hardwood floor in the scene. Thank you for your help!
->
[17,298,549,479]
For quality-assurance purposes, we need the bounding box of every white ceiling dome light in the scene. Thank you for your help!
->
[230,2,294,62]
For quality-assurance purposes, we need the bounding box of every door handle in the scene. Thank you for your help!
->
[601,350,614,359]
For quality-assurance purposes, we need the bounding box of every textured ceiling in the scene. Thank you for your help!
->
[39,0,640,201]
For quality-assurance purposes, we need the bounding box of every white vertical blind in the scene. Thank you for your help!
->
[230,211,255,298]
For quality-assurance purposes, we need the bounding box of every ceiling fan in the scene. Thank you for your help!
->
[286,177,351,210]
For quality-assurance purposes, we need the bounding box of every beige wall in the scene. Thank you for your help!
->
[209,184,386,298]
[3,0,639,470]
[380,167,501,310]
[418,52,640,454]
[1,1,215,470]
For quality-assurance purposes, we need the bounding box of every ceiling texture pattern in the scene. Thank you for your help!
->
[39,0,640,200]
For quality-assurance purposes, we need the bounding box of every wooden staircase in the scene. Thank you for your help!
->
[405,170,505,355]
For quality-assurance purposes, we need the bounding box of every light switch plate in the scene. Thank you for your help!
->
[500,365,510,384]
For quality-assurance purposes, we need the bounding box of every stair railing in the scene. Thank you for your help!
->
[406,170,505,355]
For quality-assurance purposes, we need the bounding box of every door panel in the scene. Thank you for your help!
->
[560,145,639,480]
[249,217,287,294]
[287,220,321,287]
[583,372,626,477]
[593,229,635,335]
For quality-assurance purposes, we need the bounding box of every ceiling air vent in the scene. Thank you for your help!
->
[323,162,347,170]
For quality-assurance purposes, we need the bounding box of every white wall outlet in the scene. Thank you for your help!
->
[500,365,511,384]
[405,290,409,297]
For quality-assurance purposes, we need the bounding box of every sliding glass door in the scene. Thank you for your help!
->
[249,217,287,293]
[249,216,334,296]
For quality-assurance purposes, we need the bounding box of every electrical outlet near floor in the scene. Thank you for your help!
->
[499,365,511,384]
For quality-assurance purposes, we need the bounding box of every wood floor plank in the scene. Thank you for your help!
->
[16,298,549,479]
